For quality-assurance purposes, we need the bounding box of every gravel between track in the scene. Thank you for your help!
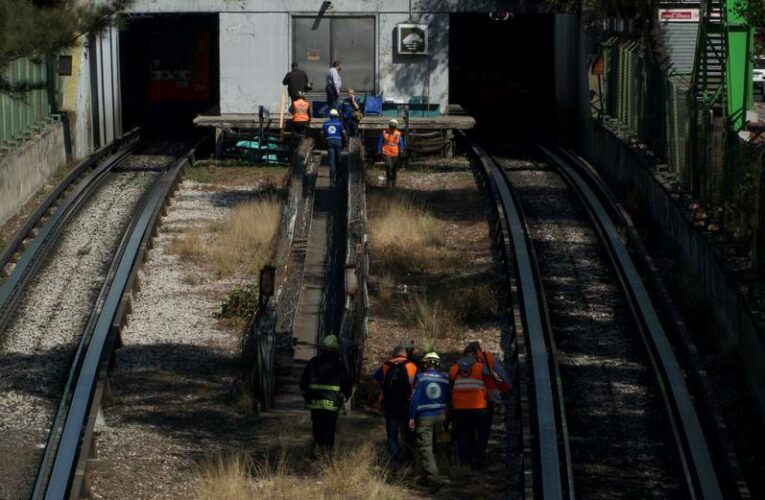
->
[502,158,684,499]
[0,171,156,500]
[89,177,279,500]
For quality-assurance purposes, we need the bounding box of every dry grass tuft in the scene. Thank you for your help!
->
[194,445,407,500]
[446,283,498,325]
[403,294,461,340]
[194,452,255,500]
[168,197,281,278]
[368,191,456,273]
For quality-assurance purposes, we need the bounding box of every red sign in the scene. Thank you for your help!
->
[658,9,700,22]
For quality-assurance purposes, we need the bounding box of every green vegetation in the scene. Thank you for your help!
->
[0,0,130,87]
[734,0,765,55]
[215,284,260,320]
[545,0,656,18]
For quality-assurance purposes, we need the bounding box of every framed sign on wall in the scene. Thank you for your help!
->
[397,24,428,55]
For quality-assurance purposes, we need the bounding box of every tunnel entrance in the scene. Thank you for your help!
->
[449,13,555,141]
[120,14,219,138]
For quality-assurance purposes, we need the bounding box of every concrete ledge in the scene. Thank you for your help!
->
[586,122,765,419]
[0,122,67,226]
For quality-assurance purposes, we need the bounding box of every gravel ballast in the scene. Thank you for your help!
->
[0,171,156,500]
[89,176,280,500]
[503,158,683,498]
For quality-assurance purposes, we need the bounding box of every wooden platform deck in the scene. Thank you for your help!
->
[194,105,475,131]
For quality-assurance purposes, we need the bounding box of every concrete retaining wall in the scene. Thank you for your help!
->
[586,123,765,418]
[0,122,67,227]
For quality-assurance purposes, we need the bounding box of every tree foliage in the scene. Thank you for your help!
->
[0,0,131,67]
[734,0,765,55]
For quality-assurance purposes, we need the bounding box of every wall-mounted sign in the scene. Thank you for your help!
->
[658,9,700,22]
[397,24,428,55]
[307,49,321,62]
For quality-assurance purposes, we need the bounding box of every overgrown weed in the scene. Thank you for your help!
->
[168,197,280,278]
[368,191,457,274]
[193,444,407,500]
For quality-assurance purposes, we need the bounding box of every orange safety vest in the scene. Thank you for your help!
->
[381,129,401,158]
[449,360,487,410]
[378,356,417,403]
[292,99,310,123]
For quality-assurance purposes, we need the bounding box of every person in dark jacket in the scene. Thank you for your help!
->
[282,62,311,103]
[300,334,352,457]
[373,343,418,464]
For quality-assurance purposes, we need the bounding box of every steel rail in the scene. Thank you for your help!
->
[540,145,723,500]
[30,168,157,499]
[0,128,139,277]
[558,148,750,499]
[470,143,571,500]
[0,140,142,336]
[40,142,200,499]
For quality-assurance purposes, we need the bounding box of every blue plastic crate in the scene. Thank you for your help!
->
[363,96,383,116]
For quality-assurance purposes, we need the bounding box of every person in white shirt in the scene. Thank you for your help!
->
[325,60,342,112]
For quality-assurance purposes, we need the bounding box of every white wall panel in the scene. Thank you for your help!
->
[379,13,449,111]
[220,13,289,113]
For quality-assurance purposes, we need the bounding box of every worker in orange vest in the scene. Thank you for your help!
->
[466,341,511,469]
[377,119,405,187]
[373,342,418,464]
[448,343,491,468]
[289,91,311,153]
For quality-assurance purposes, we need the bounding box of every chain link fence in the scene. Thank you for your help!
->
[598,39,765,270]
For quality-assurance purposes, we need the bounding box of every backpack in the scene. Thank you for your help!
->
[382,360,411,408]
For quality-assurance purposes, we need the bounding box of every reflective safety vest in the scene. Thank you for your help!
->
[323,118,344,140]
[449,360,487,410]
[306,383,343,411]
[292,99,310,123]
[381,129,401,158]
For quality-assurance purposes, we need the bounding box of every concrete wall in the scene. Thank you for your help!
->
[60,27,122,161]
[131,0,508,114]
[62,40,95,160]
[0,122,67,227]
[218,11,450,113]
[220,13,289,113]
[586,124,765,419]
[379,13,449,109]
[554,14,592,147]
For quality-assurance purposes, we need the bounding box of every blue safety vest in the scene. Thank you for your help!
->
[409,369,451,420]
[323,118,344,141]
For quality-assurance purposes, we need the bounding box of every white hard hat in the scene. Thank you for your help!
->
[423,352,440,362]
[329,109,339,117]
[389,119,398,127]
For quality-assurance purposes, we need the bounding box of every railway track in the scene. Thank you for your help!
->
[471,143,746,499]
[0,133,205,499]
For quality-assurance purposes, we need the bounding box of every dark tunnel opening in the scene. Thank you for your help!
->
[120,14,219,139]
[450,13,556,143]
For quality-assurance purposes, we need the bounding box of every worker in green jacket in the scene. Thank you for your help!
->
[300,335,352,457]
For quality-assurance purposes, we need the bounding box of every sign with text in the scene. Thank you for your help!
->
[658,9,700,22]
[397,24,428,55]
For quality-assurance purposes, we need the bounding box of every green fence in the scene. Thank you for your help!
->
[0,56,57,147]
[599,38,765,271]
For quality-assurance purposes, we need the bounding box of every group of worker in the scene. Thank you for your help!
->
[282,61,405,187]
[300,335,511,490]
